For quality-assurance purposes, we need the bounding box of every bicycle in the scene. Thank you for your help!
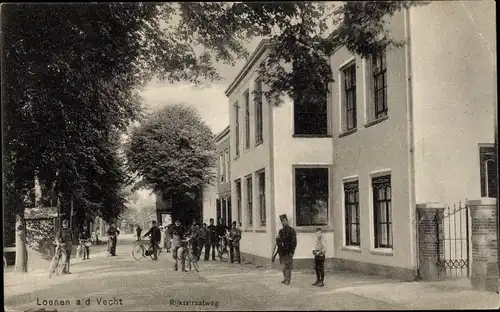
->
[48,242,67,278]
[177,236,199,272]
[217,235,230,262]
[132,241,161,261]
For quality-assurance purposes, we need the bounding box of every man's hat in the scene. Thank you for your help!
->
[279,214,288,222]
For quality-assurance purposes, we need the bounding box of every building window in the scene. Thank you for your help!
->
[344,181,360,246]
[246,176,253,226]
[480,146,497,198]
[372,175,392,249]
[224,149,229,182]
[244,90,250,149]
[254,79,263,145]
[372,51,387,120]
[257,170,266,227]
[234,102,240,157]
[216,198,221,221]
[219,153,225,183]
[341,62,357,131]
[235,179,242,223]
[295,167,329,226]
[294,93,328,136]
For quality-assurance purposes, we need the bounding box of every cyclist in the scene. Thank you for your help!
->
[55,218,73,274]
[168,219,187,272]
[106,223,120,256]
[142,220,162,260]
[216,218,229,257]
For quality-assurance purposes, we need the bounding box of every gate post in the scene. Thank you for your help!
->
[468,198,498,292]
[416,203,445,281]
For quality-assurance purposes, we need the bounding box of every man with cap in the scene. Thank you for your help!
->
[276,214,297,285]
[168,219,187,271]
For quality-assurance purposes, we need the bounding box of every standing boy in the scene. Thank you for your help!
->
[312,227,327,287]
[206,218,217,261]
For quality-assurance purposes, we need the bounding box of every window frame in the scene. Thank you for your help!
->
[372,51,388,120]
[372,175,392,249]
[219,152,225,183]
[293,166,330,227]
[244,90,251,149]
[344,180,360,246]
[479,145,497,198]
[254,79,264,146]
[234,102,240,158]
[257,170,266,227]
[224,149,230,183]
[246,175,253,227]
[293,92,329,136]
[341,61,357,131]
[235,179,242,224]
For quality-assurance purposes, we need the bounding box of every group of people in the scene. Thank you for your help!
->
[136,217,242,271]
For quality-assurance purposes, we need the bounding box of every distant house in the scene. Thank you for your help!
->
[215,126,232,226]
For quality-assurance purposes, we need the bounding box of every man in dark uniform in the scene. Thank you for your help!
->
[143,220,162,260]
[136,225,142,242]
[206,218,218,261]
[276,214,297,285]
[215,218,229,258]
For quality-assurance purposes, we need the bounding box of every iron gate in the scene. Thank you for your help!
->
[436,201,471,279]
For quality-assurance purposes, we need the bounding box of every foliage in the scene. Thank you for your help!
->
[176,1,426,105]
[125,104,216,196]
[120,202,156,229]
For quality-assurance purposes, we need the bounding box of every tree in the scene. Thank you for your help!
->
[125,104,216,198]
[2,1,426,272]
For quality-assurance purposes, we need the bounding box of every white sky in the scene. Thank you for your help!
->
[139,37,263,135]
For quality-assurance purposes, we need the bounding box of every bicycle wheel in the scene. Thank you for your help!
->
[149,246,160,261]
[217,246,228,262]
[56,255,65,275]
[132,244,144,261]
[48,256,57,278]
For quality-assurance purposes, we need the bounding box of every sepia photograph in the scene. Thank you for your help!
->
[2,1,499,311]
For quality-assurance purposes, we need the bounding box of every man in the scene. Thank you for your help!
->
[164,223,172,253]
[55,218,73,274]
[168,220,187,271]
[229,221,242,264]
[206,218,217,261]
[198,223,208,260]
[106,223,120,256]
[190,219,201,261]
[143,220,162,260]
[215,218,229,258]
[78,229,91,260]
[136,225,142,242]
[276,214,297,285]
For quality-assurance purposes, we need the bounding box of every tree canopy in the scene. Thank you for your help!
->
[125,104,216,196]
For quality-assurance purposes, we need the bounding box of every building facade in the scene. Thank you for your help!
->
[221,1,496,279]
[330,0,496,280]
[226,39,334,265]
[215,126,232,226]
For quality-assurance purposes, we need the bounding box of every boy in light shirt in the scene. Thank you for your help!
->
[312,227,327,287]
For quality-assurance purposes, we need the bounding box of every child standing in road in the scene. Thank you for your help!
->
[312,227,327,287]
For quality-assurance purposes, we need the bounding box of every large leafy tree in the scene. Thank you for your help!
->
[2,1,424,272]
[125,104,216,197]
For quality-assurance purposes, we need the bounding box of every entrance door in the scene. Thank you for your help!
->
[227,198,232,226]
[479,146,497,198]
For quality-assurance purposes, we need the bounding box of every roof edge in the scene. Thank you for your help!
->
[225,39,272,97]
[214,125,230,142]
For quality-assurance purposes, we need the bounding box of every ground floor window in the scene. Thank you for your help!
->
[372,175,392,248]
[246,175,253,226]
[295,167,329,226]
[480,146,497,198]
[344,181,360,246]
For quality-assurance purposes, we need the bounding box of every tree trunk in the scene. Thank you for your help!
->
[14,211,28,273]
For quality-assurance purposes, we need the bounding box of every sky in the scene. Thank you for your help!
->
[139,37,263,136]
